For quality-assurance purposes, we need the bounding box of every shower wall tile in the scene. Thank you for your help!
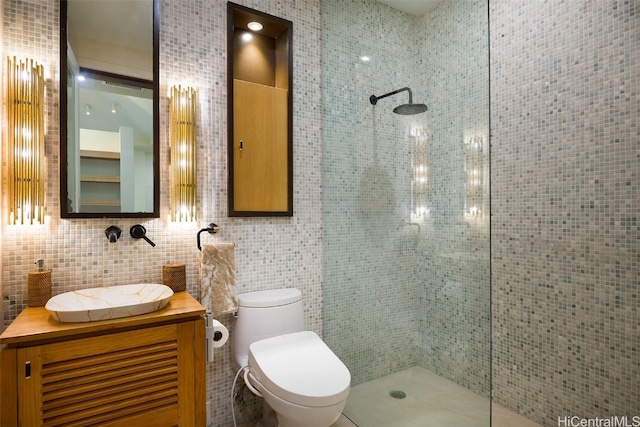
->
[490,0,639,424]
[413,0,490,397]
[321,0,490,398]
[2,1,322,426]
[322,0,421,386]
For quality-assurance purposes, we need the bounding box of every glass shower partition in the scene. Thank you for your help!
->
[322,0,490,425]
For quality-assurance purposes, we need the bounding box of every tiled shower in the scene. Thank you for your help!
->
[321,0,490,397]
[1,0,638,426]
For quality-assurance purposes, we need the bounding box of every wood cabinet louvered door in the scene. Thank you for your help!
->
[15,322,201,427]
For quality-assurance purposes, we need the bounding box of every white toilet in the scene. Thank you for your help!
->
[232,288,351,427]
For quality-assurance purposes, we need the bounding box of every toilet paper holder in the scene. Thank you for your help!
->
[204,312,229,362]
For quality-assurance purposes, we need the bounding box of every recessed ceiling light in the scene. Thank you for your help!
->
[241,32,253,42]
[360,56,371,62]
[247,21,263,31]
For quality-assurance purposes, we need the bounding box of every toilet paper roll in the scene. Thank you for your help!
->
[205,317,229,362]
[211,319,229,348]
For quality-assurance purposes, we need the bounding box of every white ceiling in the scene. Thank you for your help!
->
[67,1,153,142]
[376,0,443,16]
[68,0,153,52]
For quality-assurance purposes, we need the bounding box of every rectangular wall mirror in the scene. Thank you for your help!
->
[60,0,159,218]
[227,2,293,217]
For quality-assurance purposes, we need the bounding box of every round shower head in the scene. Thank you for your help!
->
[393,103,428,115]
[369,87,427,115]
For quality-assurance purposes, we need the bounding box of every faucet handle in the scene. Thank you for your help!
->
[130,224,156,247]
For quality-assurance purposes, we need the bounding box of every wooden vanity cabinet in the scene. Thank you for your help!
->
[0,292,206,427]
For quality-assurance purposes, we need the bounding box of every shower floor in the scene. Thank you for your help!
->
[337,366,542,427]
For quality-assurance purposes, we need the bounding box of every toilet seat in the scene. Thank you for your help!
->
[248,331,351,408]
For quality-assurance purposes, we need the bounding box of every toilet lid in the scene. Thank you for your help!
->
[248,331,351,407]
[238,288,302,308]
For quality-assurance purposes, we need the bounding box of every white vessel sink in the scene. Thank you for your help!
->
[45,283,174,323]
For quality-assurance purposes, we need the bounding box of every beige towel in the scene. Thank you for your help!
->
[200,242,238,316]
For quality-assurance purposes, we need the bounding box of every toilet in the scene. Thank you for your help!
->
[232,288,351,427]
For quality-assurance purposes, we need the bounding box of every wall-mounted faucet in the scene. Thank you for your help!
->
[105,226,122,243]
[130,224,156,247]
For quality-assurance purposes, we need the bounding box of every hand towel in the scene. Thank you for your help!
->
[199,242,238,316]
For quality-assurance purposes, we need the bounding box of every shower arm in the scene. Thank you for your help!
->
[370,87,413,105]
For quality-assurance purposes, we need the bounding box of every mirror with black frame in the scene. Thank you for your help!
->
[60,0,159,218]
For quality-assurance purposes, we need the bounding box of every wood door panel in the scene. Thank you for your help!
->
[233,79,288,212]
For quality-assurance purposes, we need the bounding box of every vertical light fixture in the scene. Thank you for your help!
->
[169,85,197,222]
[464,136,485,218]
[6,57,46,225]
[410,127,430,220]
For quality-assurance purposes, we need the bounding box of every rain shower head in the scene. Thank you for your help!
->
[369,87,427,115]
[393,103,428,115]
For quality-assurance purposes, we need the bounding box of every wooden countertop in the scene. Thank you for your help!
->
[0,291,205,347]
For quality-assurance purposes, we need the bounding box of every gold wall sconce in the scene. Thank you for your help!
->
[169,85,197,222]
[6,57,46,225]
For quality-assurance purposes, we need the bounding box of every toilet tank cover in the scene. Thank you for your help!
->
[248,331,351,407]
[238,288,302,308]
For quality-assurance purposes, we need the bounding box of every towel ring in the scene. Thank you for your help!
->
[197,223,219,250]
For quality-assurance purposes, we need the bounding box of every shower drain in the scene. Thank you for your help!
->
[389,390,407,399]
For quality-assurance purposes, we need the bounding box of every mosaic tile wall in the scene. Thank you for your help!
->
[1,1,322,426]
[321,0,491,399]
[490,0,639,424]
[322,0,421,386]
[413,0,490,396]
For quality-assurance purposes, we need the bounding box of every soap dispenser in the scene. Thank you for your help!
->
[27,258,52,307]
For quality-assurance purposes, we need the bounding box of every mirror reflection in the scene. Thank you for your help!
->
[61,0,159,217]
